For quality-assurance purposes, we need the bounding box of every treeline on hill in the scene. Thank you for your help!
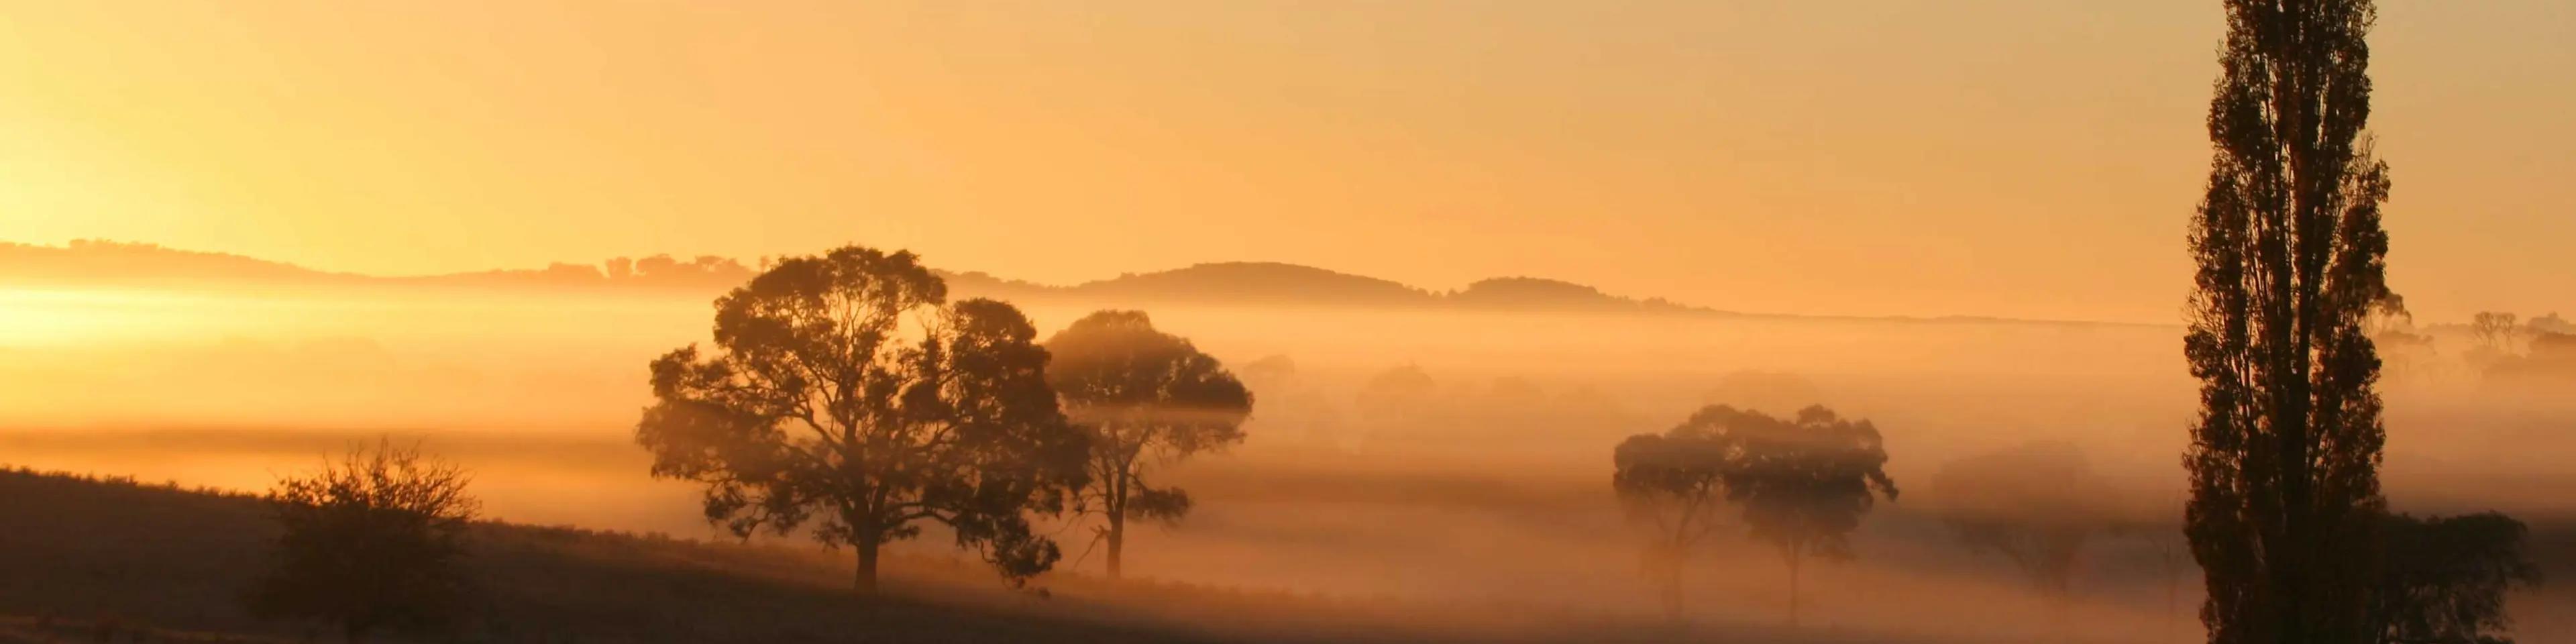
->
[0,240,1711,315]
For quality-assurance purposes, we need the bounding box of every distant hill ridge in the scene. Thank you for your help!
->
[0,240,2152,325]
[0,240,1715,315]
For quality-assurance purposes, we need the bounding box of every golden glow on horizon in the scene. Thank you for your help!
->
[0,1,2569,323]
[0,288,203,347]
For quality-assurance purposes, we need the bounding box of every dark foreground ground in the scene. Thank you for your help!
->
[0,467,2027,644]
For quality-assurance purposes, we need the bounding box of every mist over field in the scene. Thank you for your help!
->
[5,1,2571,641]
[5,273,2569,642]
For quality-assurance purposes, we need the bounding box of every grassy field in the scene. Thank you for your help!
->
[0,466,2027,644]
[0,466,1268,644]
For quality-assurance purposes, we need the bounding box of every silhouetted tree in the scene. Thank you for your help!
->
[2373,513,2540,644]
[1355,364,1436,422]
[1931,442,2112,596]
[2486,331,2576,383]
[1690,405,1896,626]
[1237,355,1299,394]
[1042,310,1253,580]
[2184,1,2396,641]
[2469,312,2520,356]
[1611,413,1734,620]
[2364,295,2433,380]
[2528,313,2574,335]
[2100,489,2197,641]
[248,440,478,643]
[635,246,1089,592]
[1352,364,1436,447]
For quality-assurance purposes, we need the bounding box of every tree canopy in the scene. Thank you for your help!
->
[1612,417,1735,619]
[1640,404,1898,625]
[2373,513,2541,644]
[635,246,1089,591]
[1043,309,1252,578]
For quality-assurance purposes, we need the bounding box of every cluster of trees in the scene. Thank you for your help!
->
[1611,405,1896,625]
[248,247,1258,641]
[225,191,2549,644]
[2461,311,2576,382]
[630,246,1254,592]
[2359,298,2575,384]
[515,254,757,289]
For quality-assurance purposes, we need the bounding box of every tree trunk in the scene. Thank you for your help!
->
[1106,512,1126,580]
[855,531,881,594]
[1660,566,1684,621]
[1106,469,1129,580]
[2165,555,2179,643]
[1786,545,1803,628]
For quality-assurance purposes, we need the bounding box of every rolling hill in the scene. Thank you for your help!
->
[0,240,1716,315]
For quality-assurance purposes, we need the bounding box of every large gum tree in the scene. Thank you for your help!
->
[636,246,1089,593]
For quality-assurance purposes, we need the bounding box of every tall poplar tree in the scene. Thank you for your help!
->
[2182,1,2394,642]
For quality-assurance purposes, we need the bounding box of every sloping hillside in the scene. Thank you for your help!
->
[0,466,2039,644]
[0,468,1246,643]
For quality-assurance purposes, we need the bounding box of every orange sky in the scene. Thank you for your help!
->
[1,1,2567,323]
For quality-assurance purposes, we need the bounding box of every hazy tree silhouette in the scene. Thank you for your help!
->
[1931,442,2112,596]
[2488,330,2576,382]
[1238,354,1299,394]
[1352,364,1436,448]
[2139,518,2194,642]
[1355,364,1436,422]
[1042,310,1253,580]
[1681,405,1896,626]
[2528,313,2574,335]
[2469,312,2520,356]
[2372,513,2540,644]
[248,440,478,643]
[2183,1,2398,641]
[634,246,1089,592]
[1611,413,1735,621]
[2363,295,2434,380]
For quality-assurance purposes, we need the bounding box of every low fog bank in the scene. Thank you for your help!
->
[3,286,2571,641]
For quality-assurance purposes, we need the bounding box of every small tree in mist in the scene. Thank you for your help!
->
[2104,490,2195,642]
[1931,442,2112,596]
[1611,412,1735,620]
[2469,312,2521,357]
[2184,0,2396,641]
[1693,405,1897,627]
[2364,295,2434,380]
[2373,512,2540,644]
[1238,355,1298,394]
[1042,310,1253,580]
[635,246,1089,593]
[2530,313,2575,335]
[1354,364,1436,429]
[248,440,478,643]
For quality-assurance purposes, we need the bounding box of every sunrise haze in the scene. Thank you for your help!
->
[4,1,2569,323]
